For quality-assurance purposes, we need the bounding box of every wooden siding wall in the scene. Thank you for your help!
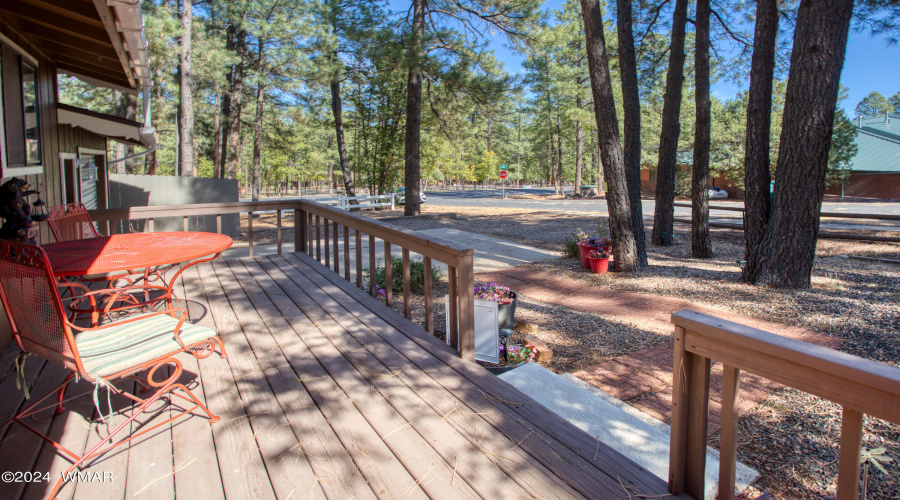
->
[824,173,900,199]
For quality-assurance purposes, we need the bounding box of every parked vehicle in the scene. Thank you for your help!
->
[397,188,426,205]
[708,187,728,199]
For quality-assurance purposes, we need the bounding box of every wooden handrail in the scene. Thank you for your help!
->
[669,309,900,500]
[87,200,477,360]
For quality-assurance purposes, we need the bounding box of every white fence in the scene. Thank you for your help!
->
[335,193,396,211]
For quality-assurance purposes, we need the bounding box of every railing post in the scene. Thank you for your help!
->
[384,242,392,307]
[248,211,254,258]
[391,193,395,211]
[402,249,411,318]
[424,257,433,334]
[457,253,475,361]
[368,235,376,297]
[297,207,307,254]
[669,326,690,495]
[720,364,741,500]
[669,326,712,499]
[276,210,283,254]
[332,221,339,273]
[837,407,864,500]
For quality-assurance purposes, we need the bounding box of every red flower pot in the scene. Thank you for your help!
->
[589,257,610,274]
[578,243,599,269]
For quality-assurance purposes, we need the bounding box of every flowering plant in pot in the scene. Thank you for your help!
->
[575,230,601,269]
[483,342,534,374]
[587,249,611,274]
[598,238,612,252]
[474,282,518,329]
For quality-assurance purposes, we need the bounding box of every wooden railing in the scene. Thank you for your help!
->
[89,200,477,359]
[669,309,900,500]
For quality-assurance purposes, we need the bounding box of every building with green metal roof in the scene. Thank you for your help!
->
[826,113,900,198]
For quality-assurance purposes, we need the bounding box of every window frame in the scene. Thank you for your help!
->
[0,34,43,178]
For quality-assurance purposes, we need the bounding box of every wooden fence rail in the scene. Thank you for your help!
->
[89,200,477,359]
[669,309,900,500]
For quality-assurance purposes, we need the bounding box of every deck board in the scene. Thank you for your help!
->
[170,268,226,500]
[0,252,688,500]
[263,255,579,499]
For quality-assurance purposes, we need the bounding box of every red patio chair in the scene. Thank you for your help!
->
[47,202,101,242]
[0,240,227,499]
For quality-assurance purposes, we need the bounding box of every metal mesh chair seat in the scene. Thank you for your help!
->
[77,312,217,377]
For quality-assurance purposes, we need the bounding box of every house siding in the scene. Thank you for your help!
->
[824,172,900,199]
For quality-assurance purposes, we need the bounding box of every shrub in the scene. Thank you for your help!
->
[363,256,443,294]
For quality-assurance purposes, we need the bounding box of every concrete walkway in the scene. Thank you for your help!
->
[500,363,758,500]
[476,266,841,434]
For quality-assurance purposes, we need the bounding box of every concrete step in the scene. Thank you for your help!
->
[499,363,758,500]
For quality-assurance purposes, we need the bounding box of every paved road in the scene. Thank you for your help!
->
[246,188,900,231]
[425,188,900,232]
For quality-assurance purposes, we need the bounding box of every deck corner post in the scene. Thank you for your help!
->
[669,325,690,495]
[670,324,712,499]
[458,253,475,361]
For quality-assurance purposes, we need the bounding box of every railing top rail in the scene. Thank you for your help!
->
[300,200,474,259]
[673,309,900,421]
[88,200,474,261]
[91,200,302,219]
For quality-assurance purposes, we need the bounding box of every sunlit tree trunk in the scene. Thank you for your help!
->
[742,0,779,282]
[651,0,688,246]
[691,0,712,258]
[580,0,640,271]
[616,0,647,264]
[179,0,195,177]
[752,0,855,288]
[403,0,425,215]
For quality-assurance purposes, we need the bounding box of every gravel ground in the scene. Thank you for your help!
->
[240,205,900,499]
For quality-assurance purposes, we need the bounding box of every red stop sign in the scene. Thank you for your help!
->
[499,170,508,179]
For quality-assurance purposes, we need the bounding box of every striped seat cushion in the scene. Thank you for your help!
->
[76,313,217,378]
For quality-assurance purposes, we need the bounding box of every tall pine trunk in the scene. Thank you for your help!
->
[575,97,583,195]
[212,82,223,178]
[225,26,246,179]
[251,40,264,202]
[752,0,855,288]
[742,0,779,282]
[616,0,647,264]
[691,0,712,257]
[651,0,688,247]
[330,76,355,197]
[556,103,563,195]
[580,0,640,271]
[403,0,425,216]
[179,0,195,177]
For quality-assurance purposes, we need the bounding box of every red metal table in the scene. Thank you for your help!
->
[42,231,233,304]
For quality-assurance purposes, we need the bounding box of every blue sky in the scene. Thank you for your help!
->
[388,0,900,116]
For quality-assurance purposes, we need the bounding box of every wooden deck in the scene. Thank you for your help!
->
[0,252,686,500]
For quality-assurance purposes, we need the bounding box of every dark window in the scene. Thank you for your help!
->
[1,43,41,168]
